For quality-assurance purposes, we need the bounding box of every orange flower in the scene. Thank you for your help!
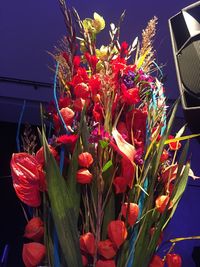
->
[24,217,44,242]
[98,239,116,259]
[113,176,128,194]
[166,253,182,267]
[121,203,139,226]
[79,232,95,256]
[60,107,75,125]
[155,195,172,213]
[149,255,164,267]
[22,242,46,267]
[76,169,93,184]
[78,152,94,168]
[96,259,116,267]
[107,220,127,248]
[161,164,178,184]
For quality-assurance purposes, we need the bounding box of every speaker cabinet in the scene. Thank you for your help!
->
[169,1,200,133]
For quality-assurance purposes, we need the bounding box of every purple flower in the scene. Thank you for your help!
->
[122,71,136,89]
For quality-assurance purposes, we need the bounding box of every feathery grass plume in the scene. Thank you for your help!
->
[21,124,37,155]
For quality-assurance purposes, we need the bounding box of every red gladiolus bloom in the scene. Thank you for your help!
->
[76,169,93,184]
[149,255,164,267]
[121,203,139,226]
[60,107,75,125]
[78,152,94,168]
[79,232,95,256]
[84,52,98,71]
[73,55,81,71]
[121,84,140,105]
[81,254,88,267]
[166,253,182,267]
[120,41,129,57]
[89,75,101,97]
[22,242,46,267]
[70,67,89,87]
[73,98,86,112]
[155,195,172,213]
[93,103,104,122]
[113,176,128,194]
[24,217,44,242]
[96,259,116,267]
[58,96,71,109]
[11,153,43,207]
[168,135,181,151]
[107,220,127,248]
[98,239,116,259]
[74,82,90,99]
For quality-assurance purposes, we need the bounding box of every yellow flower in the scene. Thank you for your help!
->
[92,12,105,33]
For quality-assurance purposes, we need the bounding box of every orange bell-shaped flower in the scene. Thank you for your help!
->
[98,239,116,259]
[60,107,75,125]
[155,195,172,213]
[166,253,182,267]
[24,217,44,242]
[78,152,94,168]
[107,220,127,248]
[22,242,46,267]
[96,259,116,267]
[76,169,93,184]
[79,232,95,256]
[121,203,139,226]
[149,255,164,267]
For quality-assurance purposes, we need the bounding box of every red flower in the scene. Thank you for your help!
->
[160,164,178,184]
[22,242,46,267]
[70,67,89,87]
[107,220,127,248]
[10,153,43,207]
[168,135,181,151]
[98,239,116,259]
[117,121,129,141]
[155,195,172,213]
[166,253,182,267]
[149,255,164,267]
[120,41,129,57]
[60,107,75,125]
[96,259,116,267]
[121,203,139,226]
[121,84,140,105]
[74,82,90,99]
[24,217,44,242]
[79,232,95,256]
[89,75,101,97]
[78,152,94,168]
[73,98,86,112]
[113,176,128,194]
[121,158,135,188]
[84,52,98,71]
[56,134,78,146]
[76,169,93,184]
[93,103,104,122]
[36,145,58,166]
[73,55,81,71]
[160,149,169,163]
[58,96,71,109]
[81,254,88,266]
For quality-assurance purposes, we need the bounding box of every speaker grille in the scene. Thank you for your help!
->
[178,40,200,97]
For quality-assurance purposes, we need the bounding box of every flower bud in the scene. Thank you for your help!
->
[24,217,44,242]
[78,152,94,168]
[76,169,93,184]
[79,232,95,256]
[22,242,46,267]
[107,220,127,248]
[98,239,116,259]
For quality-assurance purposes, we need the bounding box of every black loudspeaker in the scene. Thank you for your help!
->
[169,1,200,133]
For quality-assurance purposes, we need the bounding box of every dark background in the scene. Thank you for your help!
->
[0,0,200,266]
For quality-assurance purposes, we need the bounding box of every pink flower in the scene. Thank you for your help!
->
[60,107,75,125]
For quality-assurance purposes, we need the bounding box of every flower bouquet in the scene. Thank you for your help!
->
[10,1,199,267]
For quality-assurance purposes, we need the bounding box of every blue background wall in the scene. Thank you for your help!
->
[0,0,200,266]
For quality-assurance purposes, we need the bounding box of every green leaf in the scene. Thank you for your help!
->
[102,160,113,173]
[99,140,109,149]
[42,132,82,267]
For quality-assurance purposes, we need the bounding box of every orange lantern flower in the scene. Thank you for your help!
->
[79,232,95,256]
[96,259,116,267]
[166,253,182,267]
[22,242,46,267]
[24,217,44,242]
[113,176,128,194]
[107,220,127,248]
[155,195,172,213]
[60,107,75,125]
[81,254,88,267]
[76,169,93,184]
[121,203,139,226]
[78,152,94,168]
[149,255,164,267]
[98,239,116,259]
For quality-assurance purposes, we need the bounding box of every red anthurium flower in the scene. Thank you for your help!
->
[160,164,178,184]
[60,107,75,125]
[168,135,181,151]
[111,128,136,163]
[11,153,42,207]
[36,145,58,166]
[113,176,128,194]
[81,254,88,267]
[22,242,46,267]
[149,255,164,267]
[166,253,182,267]
[76,169,93,184]
[107,220,127,248]
[79,232,95,256]
[98,239,116,259]
[24,217,44,242]
[121,158,135,188]
[96,259,116,267]
[121,203,139,226]
[74,82,90,99]
[78,152,94,168]
[155,195,173,213]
